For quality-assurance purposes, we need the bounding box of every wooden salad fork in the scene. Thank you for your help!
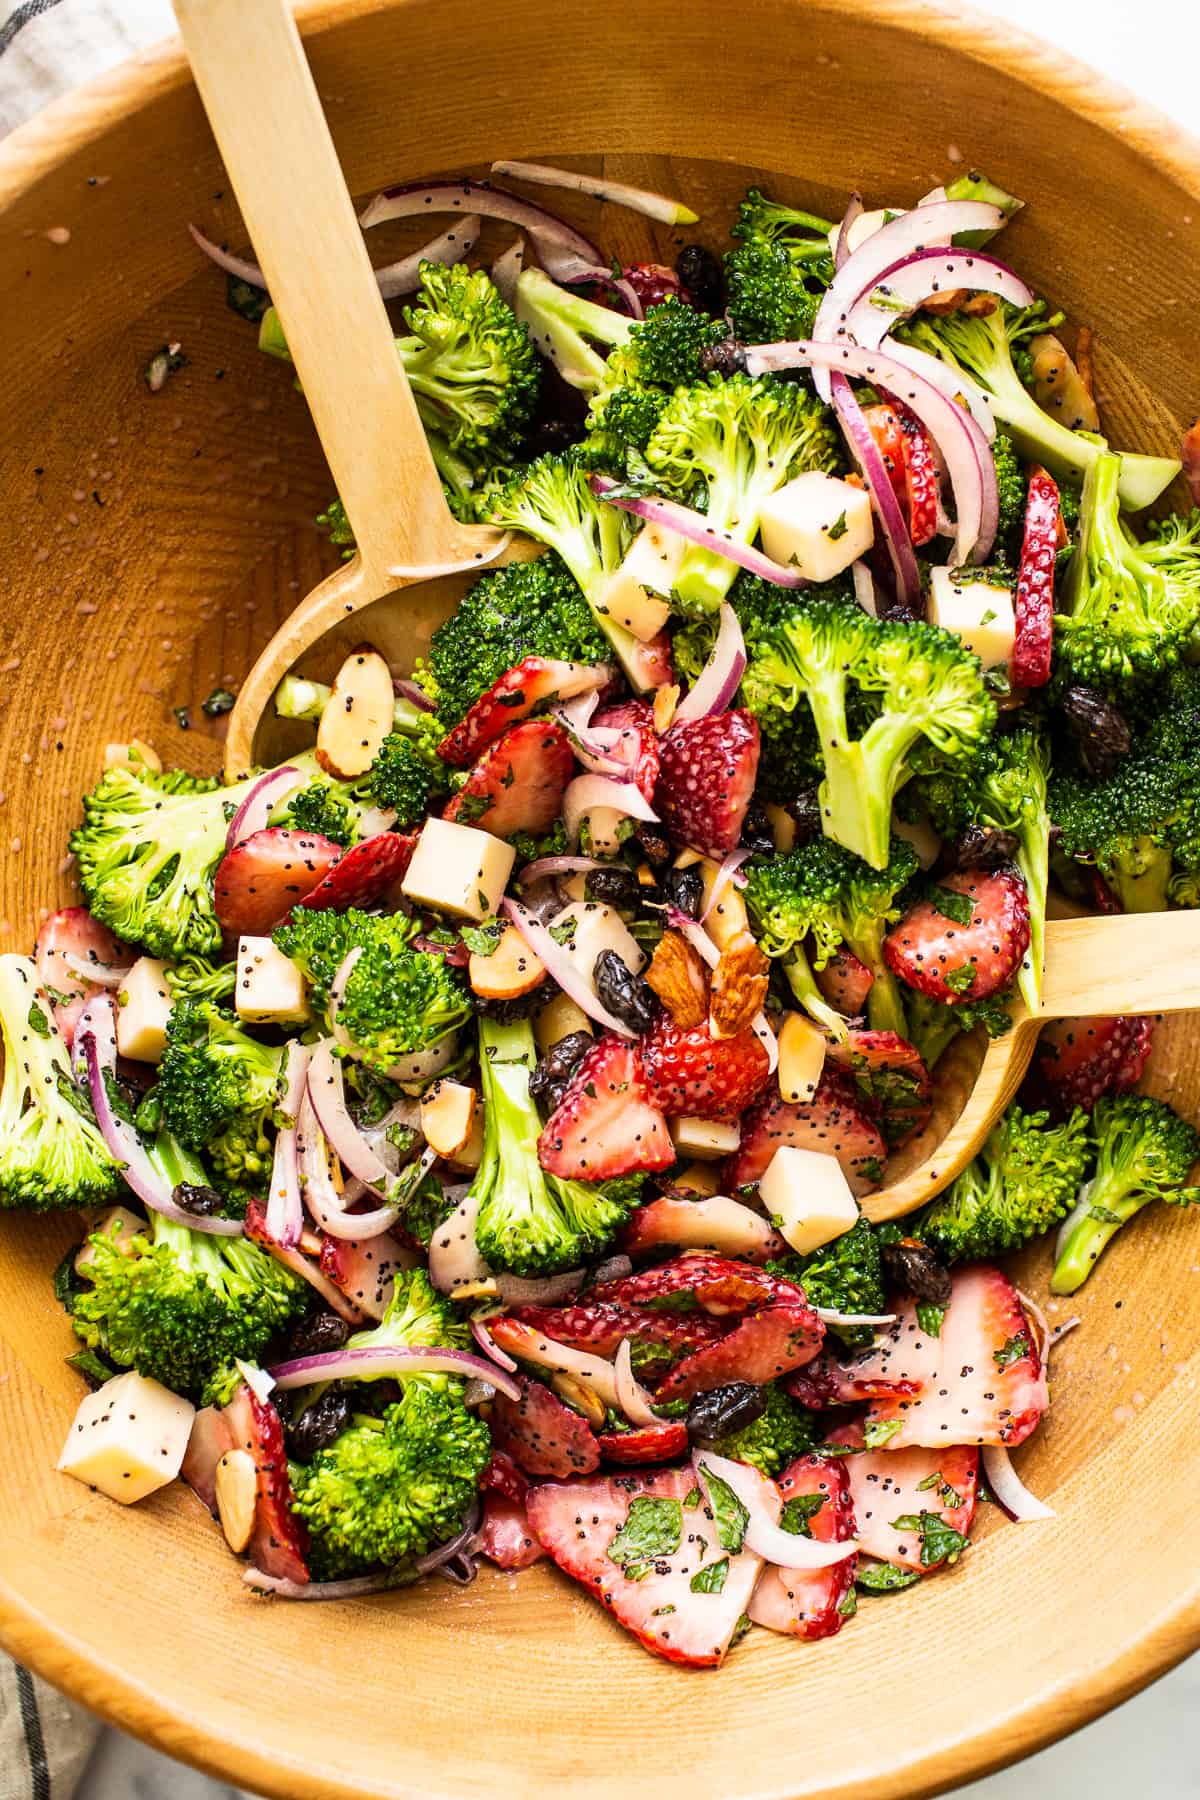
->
[172,0,521,781]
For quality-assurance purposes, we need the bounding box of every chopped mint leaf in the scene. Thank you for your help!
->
[607,1496,683,1572]
[690,1557,730,1594]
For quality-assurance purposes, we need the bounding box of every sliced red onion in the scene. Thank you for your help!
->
[359,179,604,283]
[328,947,363,1058]
[1049,1316,1082,1350]
[982,1444,1055,1523]
[306,1038,390,1189]
[266,1042,310,1248]
[813,1307,897,1327]
[1183,421,1200,506]
[518,854,608,887]
[561,267,644,320]
[830,375,921,607]
[501,896,636,1039]
[1015,1286,1051,1365]
[549,694,631,777]
[188,221,476,304]
[834,192,865,270]
[614,1339,659,1426]
[471,1316,518,1373]
[297,1091,400,1241]
[245,1564,421,1600]
[491,160,699,227]
[225,765,304,853]
[491,237,525,308]
[880,335,996,440]
[355,805,398,841]
[429,1184,490,1293]
[851,559,877,616]
[698,845,751,921]
[393,678,436,713]
[562,773,658,847]
[269,1344,521,1401]
[809,199,1008,400]
[414,1500,482,1575]
[693,1451,858,1568]
[674,602,747,726]
[749,1009,779,1076]
[246,1209,368,1323]
[494,1269,584,1306]
[843,248,1033,353]
[187,224,267,287]
[61,951,131,990]
[590,478,806,589]
[76,998,242,1235]
[500,1328,625,1414]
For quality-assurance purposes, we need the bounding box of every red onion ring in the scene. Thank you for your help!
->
[393,678,436,714]
[225,765,304,853]
[834,192,865,270]
[813,1307,896,1327]
[491,237,524,308]
[613,1339,659,1426]
[851,559,877,615]
[590,478,807,589]
[831,375,922,609]
[500,896,636,1038]
[698,845,751,921]
[880,336,996,441]
[358,179,604,284]
[188,220,477,303]
[981,1443,1055,1522]
[490,160,700,228]
[266,1041,310,1248]
[297,1091,401,1241]
[842,248,1033,353]
[549,693,631,777]
[517,854,608,887]
[749,1010,779,1076]
[562,773,659,847]
[674,602,748,725]
[693,1451,859,1568]
[245,1207,368,1323]
[414,1500,483,1575]
[61,951,131,990]
[561,267,644,320]
[269,1344,521,1402]
[306,1039,391,1189]
[76,998,242,1235]
[471,1316,518,1374]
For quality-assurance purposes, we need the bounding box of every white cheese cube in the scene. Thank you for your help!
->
[114,957,172,1063]
[545,901,646,985]
[578,807,628,858]
[599,525,685,642]
[236,935,311,1026]
[927,567,1016,670]
[401,816,516,922]
[669,1116,741,1160]
[57,1370,195,1505]
[758,1145,860,1255]
[758,472,874,583]
[534,992,594,1054]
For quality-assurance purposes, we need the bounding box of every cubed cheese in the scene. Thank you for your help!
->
[75,1205,144,1277]
[544,901,646,988]
[114,956,172,1063]
[758,472,874,583]
[534,991,594,1054]
[669,1116,741,1160]
[758,1145,859,1255]
[57,1370,194,1504]
[927,567,1016,669]
[236,935,310,1026]
[401,816,515,922]
[599,525,685,641]
[776,1014,826,1104]
[697,857,750,950]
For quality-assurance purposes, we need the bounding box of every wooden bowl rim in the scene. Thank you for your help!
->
[1,2,1199,1795]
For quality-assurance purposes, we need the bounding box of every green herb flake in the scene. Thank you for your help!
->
[201,687,236,718]
[779,1492,826,1538]
[26,1001,51,1039]
[916,1301,946,1338]
[690,1557,730,1594]
[890,1511,970,1567]
[606,1496,683,1573]
[943,963,977,996]
[856,1561,921,1594]
[927,884,975,927]
[837,1589,859,1618]
[825,510,849,541]
[460,920,503,957]
[699,1464,749,1554]
[548,919,577,947]
[683,1486,702,1510]
[863,1418,904,1450]
[994,1331,1031,1371]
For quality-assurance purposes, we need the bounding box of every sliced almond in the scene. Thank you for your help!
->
[552,1372,606,1430]
[534,991,593,1054]
[765,803,796,853]
[709,930,770,1040]
[671,1161,721,1197]
[777,1011,827,1104]
[1028,332,1100,432]
[215,1448,258,1554]
[315,645,395,779]
[652,682,680,734]
[646,929,708,1028]
[698,858,750,950]
[468,922,547,1002]
[420,1080,478,1159]
[446,1105,485,1172]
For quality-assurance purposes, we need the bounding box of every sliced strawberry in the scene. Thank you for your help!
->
[894,401,939,547]
[832,1420,978,1573]
[494,1307,726,1385]
[655,709,760,859]
[641,1017,771,1120]
[593,700,661,803]
[596,1421,690,1464]
[1024,1013,1153,1116]
[883,866,1031,1004]
[476,1490,547,1569]
[1184,416,1200,507]
[861,404,908,515]
[595,1252,803,1315]
[622,1194,785,1265]
[181,1404,237,1515]
[864,1265,1047,1449]
[294,830,415,915]
[826,1029,932,1148]
[214,828,342,937]
[537,1034,674,1180]
[1111,1014,1155,1092]
[526,1463,766,1666]
[748,1454,857,1640]
[318,1231,415,1321]
[655,1303,824,1400]
[489,1373,601,1479]
[722,1070,886,1197]
[437,657,610,766]
[481,1449,530,1504]
[1012,465,1060,689]
[443,720,575,841]
[814,947,874,1019]
[34,906,130,1048]
[223,1381,310,1584]
[787,1304,941,1405]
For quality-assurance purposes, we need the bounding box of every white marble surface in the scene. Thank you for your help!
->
[47,0,1197,1793]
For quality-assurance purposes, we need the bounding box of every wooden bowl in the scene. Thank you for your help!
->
[1,2,1198,1795]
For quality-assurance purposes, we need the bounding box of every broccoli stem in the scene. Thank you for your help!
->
[783,951,850,1043]
[1051,1179,1149,1295]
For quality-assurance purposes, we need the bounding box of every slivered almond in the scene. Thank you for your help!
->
[697,857,749,949]
[315,645,395,779]
[652,683,680,734]
[1028,333,1100,432]
[777,1012,827,1104]
[215,1449,257,1554]
[645,929,708,1028]
[420,1081,477,1158]
[709,931,770,1040]
[468,922,546,1002]
[552,1372,606,1430]
[446,1106,485,1171]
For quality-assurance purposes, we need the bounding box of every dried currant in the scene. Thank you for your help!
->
[593,949,659,1034]
[787,788,823,845]
[529,1030,594,1113]
[1060,684,1132,779]
[686,1381,767,1444]
[740,800,774,856]
[172,1181,223,1217]
[624,262,685,310]
[634,824,673,867]
[699,336,747,378]
[285,1309,351,1359]
[585,866,641,908]
[943,826,1021,872]
[284,1386,352,1462]
[676,243,725,314]
[659,863,704,918]
[880,1238,952,1307]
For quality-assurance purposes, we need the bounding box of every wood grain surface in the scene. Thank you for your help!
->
[0,3,1198,1798]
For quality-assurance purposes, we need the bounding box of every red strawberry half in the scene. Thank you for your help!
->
[1012,465,1060,689]
[214,828,342,937]
[655,1303,824,1401]
[596,1420,691,1465]
[489,1373,601,1479]
[526,1463,767,1666]
[294,830,415,915]
[833,1420,978,1573]
[622,1194,785,1265]
[1024,1013,1155,1116]
[748,1453,857,1640]
[593,701,661,804]
[34,906,129,1048]
[723,1070,886,1197]
[437,657,610,766]
[476,1490,547,1570]
[641,1017,771,1120]
[223,1381,310,1585]
[443,720,575,841]
[883,866,1030,1004]
[814,947,875,1019]
[537,1034,674,1180]
[826,1029,932,1149]
[494,1306,726,1386]
[655,708,760,858]
[895,402,939,547]
[593,1252,806,1317]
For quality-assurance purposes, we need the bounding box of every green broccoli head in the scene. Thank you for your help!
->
[277,779,365,848]
[154,1001,282,1195]
[702,1382,817,1476]
[919,1104,1091,1263]
[271,906,415,1009]
[991,429,1028,568]
[349,1265,469,1358]
[164,953,238,1007]
[583,298,729,468]
[514,266,634,393]
[0,956,120,1210]
[767,1215,887,1350]
[743,599,996,871]
[291,1381,491,1579]
[356,727,446,829]
[644,374,839,611]
[731,188,835,257]
[724,239,826,345]
[1052,1095,1200,1294]
[397,260,540,458]
[903,987,1015,1072]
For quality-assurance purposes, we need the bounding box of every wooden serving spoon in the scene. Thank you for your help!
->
[172,0,519,781]
[864,908,1200,1223]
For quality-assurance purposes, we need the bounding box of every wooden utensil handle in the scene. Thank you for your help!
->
[173,0,454,579]
[1040,911,1200,1017]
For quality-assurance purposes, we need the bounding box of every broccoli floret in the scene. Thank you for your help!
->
[315,496,356,559]
[725,240,825,346]
[918,1104,1091,1262]
[704,1383,817,1476]
[904,987,1015,1072]
[1053,453,1200,690]
[272,907,413,1008]
[471,1015,638,1276]
[744,835,917,1038]
[992,430,1028,567]
[768,1215,887,1350]
[70,1142,307,1396]
[291,1381,490,1580]
[0,955,119,1210]
[732,188,836,258]
[356,728,446,829]
[643,374,839,612]
[153,1001,282,1197]
[164,952,238,1006]
[515,266,633,393]
[743,600,996,870]
[1051,1095,1200,1294]
[423,554,610,728]
[277,779,364,847]
[583,298,728,467]
[348,1264,468,1358]
[397,260,540,458]
[899,304,1179,512]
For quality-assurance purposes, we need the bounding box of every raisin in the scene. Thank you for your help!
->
[686,1382,767,1443]
[284,1386,351,1462]
[593,949,659,1034]
[1060,684,1131,779]
[740,800,774,856]
[285,1309,351,1358]
[634,824,672,867]
[675,244,725,314]
[699,337,746,378]
[172,1180,223,1217]
[530,1030,594,1113]
[659,864,704,918]
[585,866,640,908]
[787,788,823,845]
[943,826,1020,872]
[881,1239,952,1307]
